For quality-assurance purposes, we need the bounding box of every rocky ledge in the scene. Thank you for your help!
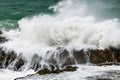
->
[14,66,77,80]
[1,30,120,77]
[37,66,77,75]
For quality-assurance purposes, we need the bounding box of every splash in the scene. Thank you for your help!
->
[1,0,120,71]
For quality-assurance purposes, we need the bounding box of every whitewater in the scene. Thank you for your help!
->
[1,0,120,80]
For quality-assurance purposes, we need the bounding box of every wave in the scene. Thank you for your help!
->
[0,0,120,72]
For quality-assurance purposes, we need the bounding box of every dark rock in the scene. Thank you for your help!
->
[0,53,5,67]
[0,30,2,35]
[37,66,77,75]
[51,68,63,73]
[63,66,77,71]
[46,48,72,69]
[89,49,113,64]
[73,49,86,64]
[97,78,112,80]
[14,58,24,71]
[37,68,51,75]
[97,62,120,66]
[0,36,7,43]
[62,57,75,68]
[30,54,42,71]
[89,47,120,64]
[48,57,57,66]
[4,51,16,68]
[59,49,69,61]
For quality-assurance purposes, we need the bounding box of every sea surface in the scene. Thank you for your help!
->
[0,0,60,30]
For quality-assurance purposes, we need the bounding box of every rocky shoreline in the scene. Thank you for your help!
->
[1,30,120,79]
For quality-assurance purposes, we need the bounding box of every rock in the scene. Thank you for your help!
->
[62,57,75,68]
[97,62,120,66]
[14,58,24,71]
[37,66,77,75]
[0,36,7,43]
[46,48,74,69]
[0,53,5,67]
[59,49,69,61]
[4,51,16,68]
[97,78,112,80]
[0,30,2,35]
[63,66,77,71]
[37,68,51,75]
[89,47,120,64]
[30,54,42,71]
[51,68,63,73]
[73,49,86,64]
[89,49,113,64]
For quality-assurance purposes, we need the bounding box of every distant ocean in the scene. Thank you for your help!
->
[0,0,59,30]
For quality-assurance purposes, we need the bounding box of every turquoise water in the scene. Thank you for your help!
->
[0,0,120,30]
[0,0,60,30]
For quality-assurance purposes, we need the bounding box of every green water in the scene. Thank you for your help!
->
[0,0,120,30]
[0,0,60,30]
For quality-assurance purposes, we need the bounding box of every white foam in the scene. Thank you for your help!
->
[5,65,120,80]
[0,69,34,80]
[1,0,120,54]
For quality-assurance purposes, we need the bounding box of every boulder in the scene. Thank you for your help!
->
[37,68,51,75]
[97,78,112,80]
[0,30,2,35]
[62,57,75,68]
[14,58,24,71]
[89,47,120,64]
[30,54,42,71]
[73,49,86,64]
[37,66,77,75]
[63,66,77,71]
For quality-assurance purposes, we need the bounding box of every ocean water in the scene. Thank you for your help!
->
[1,0,120,80]
[0,0,59,30]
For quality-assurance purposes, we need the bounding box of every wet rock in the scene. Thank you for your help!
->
[0,53,5,67]
[4,51,17,68]
[89,47,120,64]
[0,36,7,43]
[37,66,77,75]
[62,57,75,68]
[47,48,72,69]
[0,48,17,68]
[63,66,77,71]
[14,58,24,71]
[51,68,63,73]
[97,62,120,66]
[48,57,58,70]
[89,49,113,64]
[97,78,112,80]
[0,30,2,35]
[73,49,86,64]
[30,54,42,71]
[59,49,69,61]
[37,68,51,75]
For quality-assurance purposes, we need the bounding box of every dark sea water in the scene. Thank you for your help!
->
[0,0,120,30]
